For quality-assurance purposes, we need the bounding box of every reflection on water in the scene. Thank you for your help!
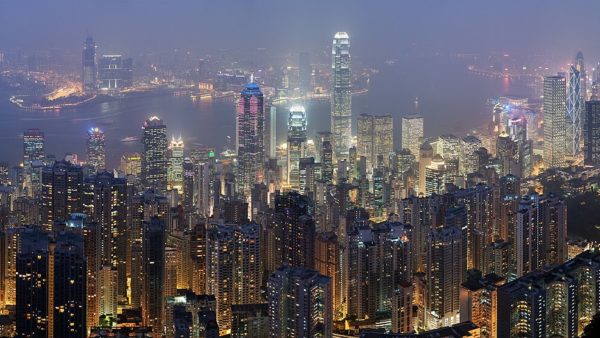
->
[0,56,531,168]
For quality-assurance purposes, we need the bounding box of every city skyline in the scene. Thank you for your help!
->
[2,2,600,338]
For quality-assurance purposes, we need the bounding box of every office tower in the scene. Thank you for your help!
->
[515,194,567,277]
[585,101,600,165]
[299,157,317,197]
[167,136,185,192]
[417,143,433,195]
[424,155,447,196]
[82,36,97,93]
[142,217,166,331]
[331,32,352,159]
[543,75,567,168]
[507,117,533,177]
[91,172,128,299]
[357,114,394,169]
[267,266,332,338]
[231,303,269,338]
[16,229,50,337]
[265,104,277,158]
[567,65,584,157]
[273,192,316,268]
[314,232,341,318]
[575,51,587,101]
[320,137,334,184]
[97,55,133,90]
[287,105,307,189]
[497,251,600,337]
[23,128,45,167]
[299,52,312,94]
[426,225,465,329]
[120,152,142,177]
[496,132,518,176]
[401,114,424,158]
[164,246,177,299]
[141,116,168,192]
[87,127,106,171]
[459,135,482,177]
[459,271,504,338]
[346,220,412,320]
[52,232,87,338]
[23,128,45,196]
[491,103,507,135]
[41,160,84,230]
[236,82,265,198]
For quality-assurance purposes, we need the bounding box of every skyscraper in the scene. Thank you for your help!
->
[585,101,600,166]
[567,65,583,157]
[267,266,332,338]
[87,127,105,171]
[98,55,133,91]
[287,105,307,189]
[331,32,352,159]
[357,114,393,169]
[426,225,465,329]
[543,75,567,168]
[401,114,424,158]
[82,36,97,93]
[41,160,84,230]
[167,136,184,192]
[141,116,168,192]
[23,128,45,196]
[142,217,165,331]
[236,82,265,198]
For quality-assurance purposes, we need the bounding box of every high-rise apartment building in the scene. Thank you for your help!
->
[267,266,332,338]
[585,101,600,165]
[98,55,133,90]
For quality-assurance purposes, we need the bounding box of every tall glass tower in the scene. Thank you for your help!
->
[287,105,307,189]
[87,127,105,171]
[141,116,168,192]
[82,36,97,93]
[543,75,567,168]
[567,65,583,157]
[331,32,352,159]
[236,82,265,198]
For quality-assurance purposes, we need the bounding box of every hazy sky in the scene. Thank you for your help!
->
[1,0,599,63]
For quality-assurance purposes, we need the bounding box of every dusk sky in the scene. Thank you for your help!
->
[1,0,599,62]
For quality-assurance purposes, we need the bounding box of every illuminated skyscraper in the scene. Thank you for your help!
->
[23,128,45,167]
[585,101,600,165]
[357,114,393,169]
[98,55,133,90]
[87,127,105,171]
[567,65,584,157]
[426,225,465,329]
[267,266,332,338]
[142,217,165,331]
[141,116,168,192]
[331,32,352,158]
[236,82,265,198]
[401,114,424,158]
[543,75,567,168]
[287,105,307,189]
[167,136,184,192]
[82,36,97,93]
[41,160,84,230]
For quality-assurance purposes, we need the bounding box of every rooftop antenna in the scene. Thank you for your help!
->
[414,97,419,113]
